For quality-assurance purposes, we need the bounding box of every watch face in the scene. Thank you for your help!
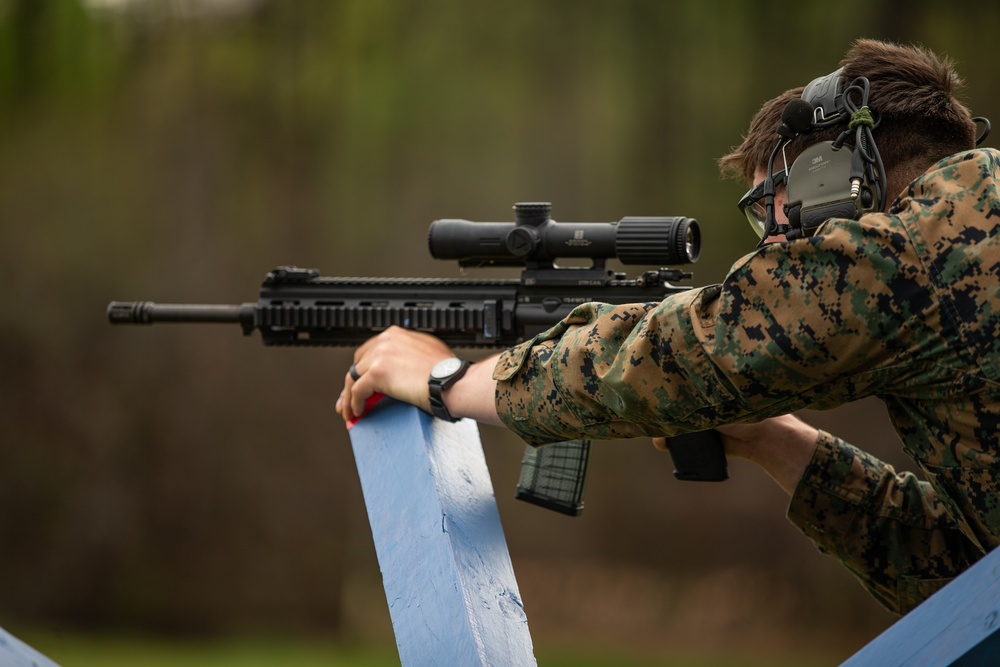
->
[431,357,463,380]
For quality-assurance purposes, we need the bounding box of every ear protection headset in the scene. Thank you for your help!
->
[785,69,887,239]
[758,67,886,244]
[757,68,992,245]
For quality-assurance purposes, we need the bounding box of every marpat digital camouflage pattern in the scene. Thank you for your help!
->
[494,148,1000,614]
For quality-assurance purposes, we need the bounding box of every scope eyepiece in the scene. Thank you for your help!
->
[428,202,700,268]
[615,216,700,265]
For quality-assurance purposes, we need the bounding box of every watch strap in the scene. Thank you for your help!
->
[428,358,471,422]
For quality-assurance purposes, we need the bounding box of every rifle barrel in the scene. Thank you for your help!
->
[108,301,250,325]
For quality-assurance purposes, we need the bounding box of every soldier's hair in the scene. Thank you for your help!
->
[719,39,978,200]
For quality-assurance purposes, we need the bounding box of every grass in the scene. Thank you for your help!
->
[17,632,399,667]
[15,629,838,667]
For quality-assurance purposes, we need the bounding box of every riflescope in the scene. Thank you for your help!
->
[428,202,700,268]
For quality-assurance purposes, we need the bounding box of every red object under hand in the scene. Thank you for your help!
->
[346,392,386,429]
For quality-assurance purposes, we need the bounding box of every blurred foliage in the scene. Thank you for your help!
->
[1,0,999,661]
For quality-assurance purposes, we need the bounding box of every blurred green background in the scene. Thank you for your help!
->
[2,0,998,664]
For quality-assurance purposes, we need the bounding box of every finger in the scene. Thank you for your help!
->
[342,336,393,421]
[339,365,361,421]
[337,385,354,422]
[652,436,669,452]
[349,371,375,419]
[336,386,352,419]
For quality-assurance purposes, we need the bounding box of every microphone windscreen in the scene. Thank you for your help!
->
[781,99,815,135]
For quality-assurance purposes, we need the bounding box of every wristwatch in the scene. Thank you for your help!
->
[428,357,472,422]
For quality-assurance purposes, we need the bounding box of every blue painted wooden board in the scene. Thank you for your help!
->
[841,544,1000,666]
[348,398,536,666]
[0,625,61,667]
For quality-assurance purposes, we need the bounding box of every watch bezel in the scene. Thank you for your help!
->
[430,357,464,380]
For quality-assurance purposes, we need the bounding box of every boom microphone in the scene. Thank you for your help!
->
[778,98,815,138]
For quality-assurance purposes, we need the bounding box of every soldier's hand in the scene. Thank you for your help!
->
[653,417,819,495]
[336,326,453,422]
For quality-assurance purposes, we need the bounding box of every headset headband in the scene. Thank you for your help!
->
[801,67,845,124]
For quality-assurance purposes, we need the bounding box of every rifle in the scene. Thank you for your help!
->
[107,202,728,516]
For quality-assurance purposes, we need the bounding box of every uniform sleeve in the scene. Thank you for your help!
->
[493,215,938,445]
[788,430,984,614]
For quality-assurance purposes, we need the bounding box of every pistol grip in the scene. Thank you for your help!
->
[666,430,729,482]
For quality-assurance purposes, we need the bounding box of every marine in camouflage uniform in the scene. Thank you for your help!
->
[493,147,1000,614]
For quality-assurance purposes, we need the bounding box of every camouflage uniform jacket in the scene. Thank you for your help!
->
[493,148,1000,614]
